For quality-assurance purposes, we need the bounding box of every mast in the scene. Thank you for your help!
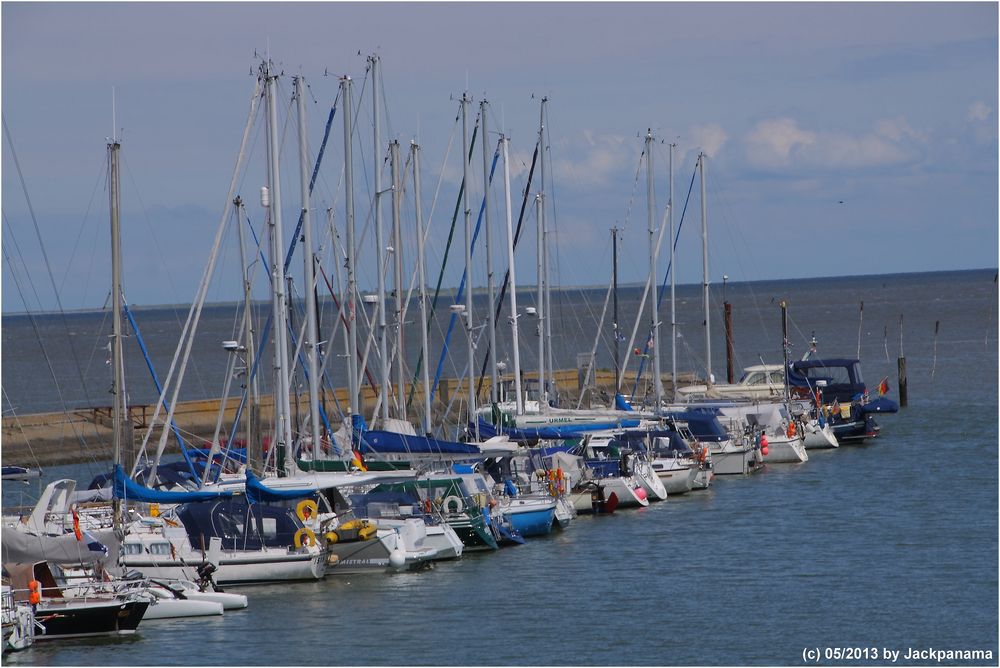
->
[612,226,620,395]
[390,139,406,421]
[781,300,791,406]
[296,75,322,455]
[461,92,478,437]
[412,141,433,434]
[263,61,295,475]
[535,193,545,411]
[699,152,712,385]
[341,76,360,421]
[669,142,677,401]
[646,130,663,409]
[502,134,524,415]
[539,98,555,401]
[109,137,127,531]
[481,100,498,405]
[235,196,260,471]
[370,54,390,425]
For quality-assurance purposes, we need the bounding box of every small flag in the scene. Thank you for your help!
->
[877,377,890,396]
[71,508,83,542]
[82,531,109,557]
[351,449,368,472]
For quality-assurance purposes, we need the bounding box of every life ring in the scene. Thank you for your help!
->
[294,527,317,548]
[296,499,319,522]
[442,495,464,513]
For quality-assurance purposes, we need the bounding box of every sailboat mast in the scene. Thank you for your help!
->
[481,101,498,405]
[235,196,260,471]
[264,62,295,474]
[612,226,620,395]
[370,54,390,425]
[781,300,791,406]
[341,75,360,420]
[646,131,663,409]
[539,98,555,400]
[535,193,545,411]
[412,141,433,434]
[296,75,323,455]
[390,139,406,421]
[669,142,677,401]
[109,137,127,530]
[699,152,712,385]
[461,92,478,436]
[502,135,524,416]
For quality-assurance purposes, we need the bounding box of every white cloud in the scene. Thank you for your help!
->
[688,123,729,158]
[967,101,992,122]
[744,118,817,168]
[549,132,633,188]
[743,116,925,170]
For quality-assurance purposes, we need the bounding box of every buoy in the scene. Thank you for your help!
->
[762,445,769,456]
[761,434,769,457]
[28,580,40,605]
[388,549,406,569]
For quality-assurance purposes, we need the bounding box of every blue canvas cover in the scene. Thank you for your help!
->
[244,470,317,504]
[113,465,233,503]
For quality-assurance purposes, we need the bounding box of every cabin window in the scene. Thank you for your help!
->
[260,517,277,539]
[123,543,143,555]
[768,371,784,384]
[149,543,172,556]
[802,366,851,384]
[743,372,763,385]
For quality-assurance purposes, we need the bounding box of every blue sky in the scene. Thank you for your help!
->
[2,2,997,313]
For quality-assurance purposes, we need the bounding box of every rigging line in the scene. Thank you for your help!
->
[471,139,540,401]
[428,113,493,410]
[0,239,96,455]
[57,154,105,297]
[406,112,462,410]
[704,164,771,366]
[2,117,104,416]
[624,161,698,392]
[1,387,43,472]
[407,106,479,408]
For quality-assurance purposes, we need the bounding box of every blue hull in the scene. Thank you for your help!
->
[506,508,555,537]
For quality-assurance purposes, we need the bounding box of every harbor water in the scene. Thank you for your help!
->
[2,269,997,665]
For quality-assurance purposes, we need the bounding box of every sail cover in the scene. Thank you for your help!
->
[113,465,232,503]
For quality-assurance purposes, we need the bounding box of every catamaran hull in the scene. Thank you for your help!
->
[121,553,326,585]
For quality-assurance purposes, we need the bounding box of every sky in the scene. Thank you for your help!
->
[2,1,997,313]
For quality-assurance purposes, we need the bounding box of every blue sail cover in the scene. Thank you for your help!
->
[361,429,483,455]
[661,411,730,442]
[615,394,634,411]
[113,465,233,503]
[244,470,317,504]
[475,417,640,442]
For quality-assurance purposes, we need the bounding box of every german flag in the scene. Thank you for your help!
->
[877,377,890,396]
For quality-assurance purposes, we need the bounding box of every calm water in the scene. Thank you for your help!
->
[2,269,998,665]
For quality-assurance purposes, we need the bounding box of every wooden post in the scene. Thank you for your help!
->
[724,301,734,384]
[897,357,908,407]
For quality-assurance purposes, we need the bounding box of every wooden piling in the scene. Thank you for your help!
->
[897,356,908,407]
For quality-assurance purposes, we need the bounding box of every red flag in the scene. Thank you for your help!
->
[877,377,889,396]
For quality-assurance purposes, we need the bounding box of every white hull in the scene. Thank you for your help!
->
[139,595,223,620]
[633,459,669,501]
[651,460,700,494]
[553,496,576,528]
[802,423,839,449]
[600,476,649,508]
[763,435,809,463]
[121,551,327,585]
[710,443,762,475]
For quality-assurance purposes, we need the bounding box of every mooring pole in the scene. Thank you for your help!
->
[897,313,908,407]
[723,275,734,384]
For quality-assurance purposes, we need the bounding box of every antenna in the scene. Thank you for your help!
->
[112,86,116,142]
